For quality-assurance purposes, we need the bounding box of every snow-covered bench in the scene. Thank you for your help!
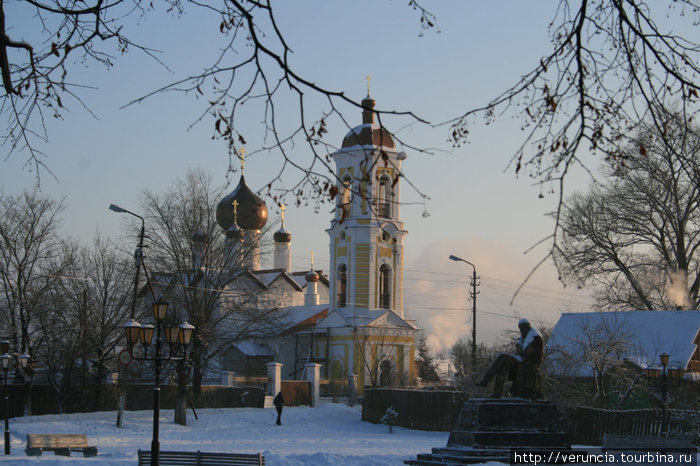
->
[137,449,265,465]
[25,433,98,456]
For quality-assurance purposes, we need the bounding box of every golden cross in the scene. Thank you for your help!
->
[280,204,286,226]
[365,75,371,95]
[310,250,314,270]
[232,199,239,218]
[239,147,246,176]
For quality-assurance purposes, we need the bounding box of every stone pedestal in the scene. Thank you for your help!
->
[405,398,571,465]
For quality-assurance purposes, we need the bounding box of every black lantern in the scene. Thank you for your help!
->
[122,302,195,466]
[0,343,30,455]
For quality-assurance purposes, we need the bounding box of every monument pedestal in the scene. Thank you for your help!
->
[405,398,571,465]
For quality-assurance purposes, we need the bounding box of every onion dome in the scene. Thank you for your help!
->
[341,95,395,149]
[225,224,243,241]
[274,227,291,243]
[305,269,320,283]
[216,175,268,231]
[191,230,209,245]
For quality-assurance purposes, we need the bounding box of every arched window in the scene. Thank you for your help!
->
[379,264,391,309]
[379,359,395,386]
[337,264,348,307]
[340,176,352,218]
[376,174,392,218]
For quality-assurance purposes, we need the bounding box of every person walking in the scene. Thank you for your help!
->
[274,391,285,425]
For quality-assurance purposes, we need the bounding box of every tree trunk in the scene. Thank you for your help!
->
[174,360,188,426]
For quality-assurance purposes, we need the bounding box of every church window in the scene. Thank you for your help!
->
[376,174,392,218]
[340,176,352,218]
[337,264,348,307]
[379,359,395,386]
[379,264,391,309]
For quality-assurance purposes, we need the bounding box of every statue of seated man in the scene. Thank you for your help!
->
[475,318,543,398]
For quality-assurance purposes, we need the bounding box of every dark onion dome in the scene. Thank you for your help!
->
[273,227,291,243]
[341,95,395,149]
[225,224,243,241]
[305,269,320,283]
[191,230,209,245]
[216,175,268,231]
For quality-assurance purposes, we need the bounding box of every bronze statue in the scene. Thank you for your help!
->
[475,318,544,398]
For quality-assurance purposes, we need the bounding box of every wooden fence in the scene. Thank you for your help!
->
[1,384,266,418]
[280,380,311,406]
[362,388,469,431]
[362,389,700,443]
[320,379,349,399]
[560,406,700,445]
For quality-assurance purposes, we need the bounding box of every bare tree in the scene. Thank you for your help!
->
[137,168,283,425]
[547,314,641,407]
[0,189,67,356]
[4,1,696,216]
[354,328,414,388]
[555,108,700,310]
[42,234,132,411]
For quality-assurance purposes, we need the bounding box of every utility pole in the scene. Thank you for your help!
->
[449,255,480,374]
[469,267,480,372]
[109,204,147,428]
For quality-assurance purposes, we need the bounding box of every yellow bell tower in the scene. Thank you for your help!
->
[326,93,408,322]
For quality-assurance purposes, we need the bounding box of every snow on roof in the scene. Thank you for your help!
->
[253,270,283,287]
[547,310,700,376]
[277,305,329,332]
[232,340,274,357]
[289,274,307,289]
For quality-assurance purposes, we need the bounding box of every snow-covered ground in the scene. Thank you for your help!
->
[5,402,450,465]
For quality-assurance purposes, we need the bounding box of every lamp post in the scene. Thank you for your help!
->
[110,203,151,429]
[448,255,479,374]
[109,204,146,321]
[643,353,684,435]
[124,301,194,466]
[0,341,29,455]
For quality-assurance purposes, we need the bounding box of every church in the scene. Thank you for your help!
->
[202,93,419,392]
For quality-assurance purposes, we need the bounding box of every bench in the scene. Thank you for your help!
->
[25,433,98,456]
[137,449,265,465]
[602,433,695,453]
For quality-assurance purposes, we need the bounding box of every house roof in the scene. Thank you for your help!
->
[232,340,274,357]
[547,310,700,376]
[251,269,304,291]
[280,304,328,335]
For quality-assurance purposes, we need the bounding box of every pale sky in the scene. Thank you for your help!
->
[3,1,597,350]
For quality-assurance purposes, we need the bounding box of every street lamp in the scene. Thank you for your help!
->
[110,203,151,429]
[449,255,479,375]
[123,301,195,466]
[109,204,146,320]
[1,341,29,455]
[644,353,684,435]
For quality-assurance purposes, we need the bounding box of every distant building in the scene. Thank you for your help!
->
[547,310,700,380]
[172,93,419,391]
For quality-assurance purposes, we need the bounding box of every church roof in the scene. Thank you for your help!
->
[547,310,700,376]
[341,94,395,149]
[289,270,329,288]
[251,269,304,291]
[273,227,291,243]
[341,124,395,149]
[366,310,419,330]
[279,306,330,335]
[216,175,268,231]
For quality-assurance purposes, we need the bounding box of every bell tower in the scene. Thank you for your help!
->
[327,93,408,322]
